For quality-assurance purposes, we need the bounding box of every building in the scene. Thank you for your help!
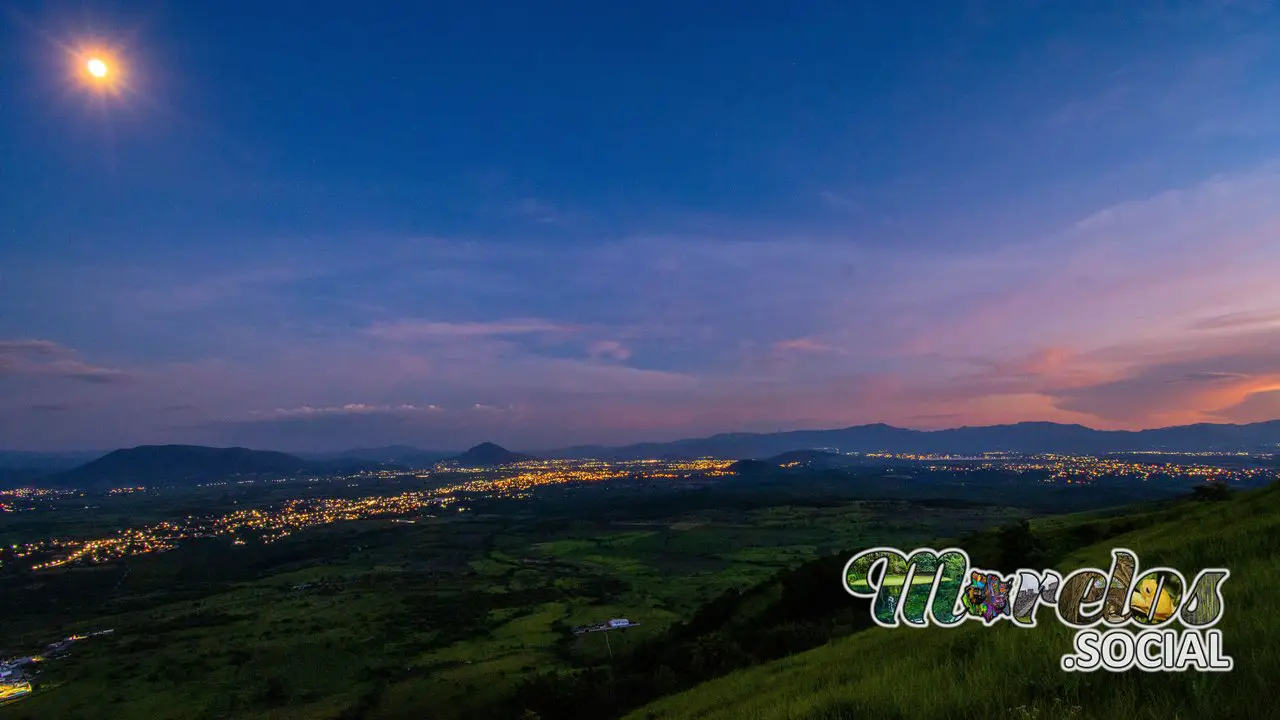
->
[0,679,33,703]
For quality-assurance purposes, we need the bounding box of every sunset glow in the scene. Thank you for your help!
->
[5,4,1280,451]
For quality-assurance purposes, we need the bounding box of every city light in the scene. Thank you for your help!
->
[3,453,1271,572]
[4,459,735,572]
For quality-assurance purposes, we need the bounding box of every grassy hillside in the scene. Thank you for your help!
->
[0,490,1020,720]
[625,483,1279,720]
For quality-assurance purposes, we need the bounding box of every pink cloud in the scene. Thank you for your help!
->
[254,403,441,418]
[587,340,632,361]
[1216,389,1280,424]
[1188,310,1280,332]
[773,338,835,354]
[366,318,578,340]
[11,164,1280,449]
[0,339,131,384]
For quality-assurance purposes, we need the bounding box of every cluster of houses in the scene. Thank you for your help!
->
[0,657,34,703]
[0,629,113,705]
[571,618,639,635]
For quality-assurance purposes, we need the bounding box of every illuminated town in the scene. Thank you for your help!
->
[0,487,81,513]
[864,452,1280,484]
[3,459,735,572]
[1,630,114,704]
[3,453,1275,573]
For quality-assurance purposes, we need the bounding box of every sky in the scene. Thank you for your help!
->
[2,1,1280,452]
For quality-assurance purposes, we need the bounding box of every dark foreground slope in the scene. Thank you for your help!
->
[624,483,1280,720]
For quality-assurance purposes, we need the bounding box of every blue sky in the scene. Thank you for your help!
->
[3,1,1280,451]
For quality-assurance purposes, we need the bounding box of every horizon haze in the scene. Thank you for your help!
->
[5,417,1280,459]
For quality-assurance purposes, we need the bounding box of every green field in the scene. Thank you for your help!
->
[4,469,1246,720]
[624,484,1280,720]
[0,488,1023,720]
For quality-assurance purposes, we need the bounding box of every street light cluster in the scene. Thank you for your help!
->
[6,459,736,571]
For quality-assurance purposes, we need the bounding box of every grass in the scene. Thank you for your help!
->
[624,484,1280,720]
[1,497,1018,719]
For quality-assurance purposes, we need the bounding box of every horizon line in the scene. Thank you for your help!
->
[5,416,1279,456]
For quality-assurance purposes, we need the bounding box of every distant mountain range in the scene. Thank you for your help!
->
[5,442,537,489]
[541,420,1280,460]
[304,443,533,467]
[299,445,453,466]
[448,442,536,467]
[4,420,1280,488]
[38,445,381,489]
[0,450,107,471]
[0,450,110,486]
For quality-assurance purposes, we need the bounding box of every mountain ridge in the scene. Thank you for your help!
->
[38,445,375,488]
[449,442,536,467]
[7,419,1280,484]
[540,419,1280,459]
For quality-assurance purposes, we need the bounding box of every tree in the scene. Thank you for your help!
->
[997,519,1043,570]
[1191,482,1232,501]
[652,664,679,695]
